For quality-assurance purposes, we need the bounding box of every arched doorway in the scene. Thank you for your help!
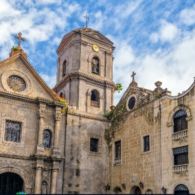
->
[113,186,122,194]
[0,172,24,193]
[131,186,142,194]
[174,184,189,195]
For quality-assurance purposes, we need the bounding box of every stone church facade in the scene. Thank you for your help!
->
[0,27,194,194]
[108,78,195,194]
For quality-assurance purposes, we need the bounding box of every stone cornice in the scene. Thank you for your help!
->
[67,110,109,122]
[54,72,116,92]
[0,153,64,161]
[0,91,64,108]
[0,153,32,160]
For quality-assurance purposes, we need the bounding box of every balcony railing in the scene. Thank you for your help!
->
[172,130,187,141]
[173,164,188,174]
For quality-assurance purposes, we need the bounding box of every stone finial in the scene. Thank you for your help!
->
[155,81,162,88]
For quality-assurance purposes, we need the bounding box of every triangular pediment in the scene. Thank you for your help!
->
[0,53,59,101]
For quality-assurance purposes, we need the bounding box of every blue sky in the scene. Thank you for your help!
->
[0,0,195,104]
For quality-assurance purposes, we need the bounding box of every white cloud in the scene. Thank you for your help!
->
[114,31,195,104]
[160,21,179,42]
[0,0,20,19]
[40,73,56,87]
[150,21,179,43]
[36,0,61,5]
[0,1,80,58]
[180,5,195,25]
[115,0,143,19]
[114,42,135,68]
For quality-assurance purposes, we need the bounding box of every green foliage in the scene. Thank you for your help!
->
[116,83,123,93]
[12,46,19,51]
[104,103,127,147]
[59,97,68,113]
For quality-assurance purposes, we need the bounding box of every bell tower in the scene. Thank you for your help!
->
[55,27,115,115]
[54,28,115,194]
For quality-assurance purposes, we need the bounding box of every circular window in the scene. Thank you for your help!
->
[128,96,136,110]
[7,75,26,92]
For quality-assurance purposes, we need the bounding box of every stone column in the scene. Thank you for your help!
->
[37,103,46,153]
[34,160,44,194]
[53,107,62,155]
[51,161,60,194]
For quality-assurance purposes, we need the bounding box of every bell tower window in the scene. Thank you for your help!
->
[62,60,67,77]
[91,89,100,107]
[91,57,100,75]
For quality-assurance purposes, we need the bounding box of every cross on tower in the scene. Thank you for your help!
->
[15,32,26,47]
[84,13,89,28]
[131,71,136,81]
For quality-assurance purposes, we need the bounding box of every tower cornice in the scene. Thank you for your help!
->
[54,72,116,92]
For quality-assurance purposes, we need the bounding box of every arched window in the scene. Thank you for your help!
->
[41,181,48,194]
[173,109,187,132]
[43,129,52,148]
[91,57,100,75]
[62,60,67,77]
[174,184,189,195]
[91,89,100,107]
[60,92,64,98]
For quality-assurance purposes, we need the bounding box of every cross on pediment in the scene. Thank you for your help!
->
[131,71,136,81]
[15,32,26,47]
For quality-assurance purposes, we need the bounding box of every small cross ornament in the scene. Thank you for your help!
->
[15,32,26,47]
[84,13,89,28]
[131,71,136,81]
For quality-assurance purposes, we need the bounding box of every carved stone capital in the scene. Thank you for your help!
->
[39,103,46,118]
[55,107,62,121]
[52,161,60,170]
[36,159,44,169]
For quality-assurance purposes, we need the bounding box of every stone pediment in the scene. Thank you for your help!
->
[0,52,59,102]
[117,80,153,109]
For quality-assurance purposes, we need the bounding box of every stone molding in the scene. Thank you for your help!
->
[67,110,108,122]
[54,71,116,92]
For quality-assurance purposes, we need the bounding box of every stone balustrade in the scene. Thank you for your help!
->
[172,130,188,141]
[173,164,188,174]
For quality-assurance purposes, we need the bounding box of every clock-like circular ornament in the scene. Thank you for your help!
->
[7,75,26,92]
[92,44,99,52]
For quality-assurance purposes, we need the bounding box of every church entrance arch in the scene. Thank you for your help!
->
[174,184,189,195]
[130,185,142,194]
[0,172,24,193]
